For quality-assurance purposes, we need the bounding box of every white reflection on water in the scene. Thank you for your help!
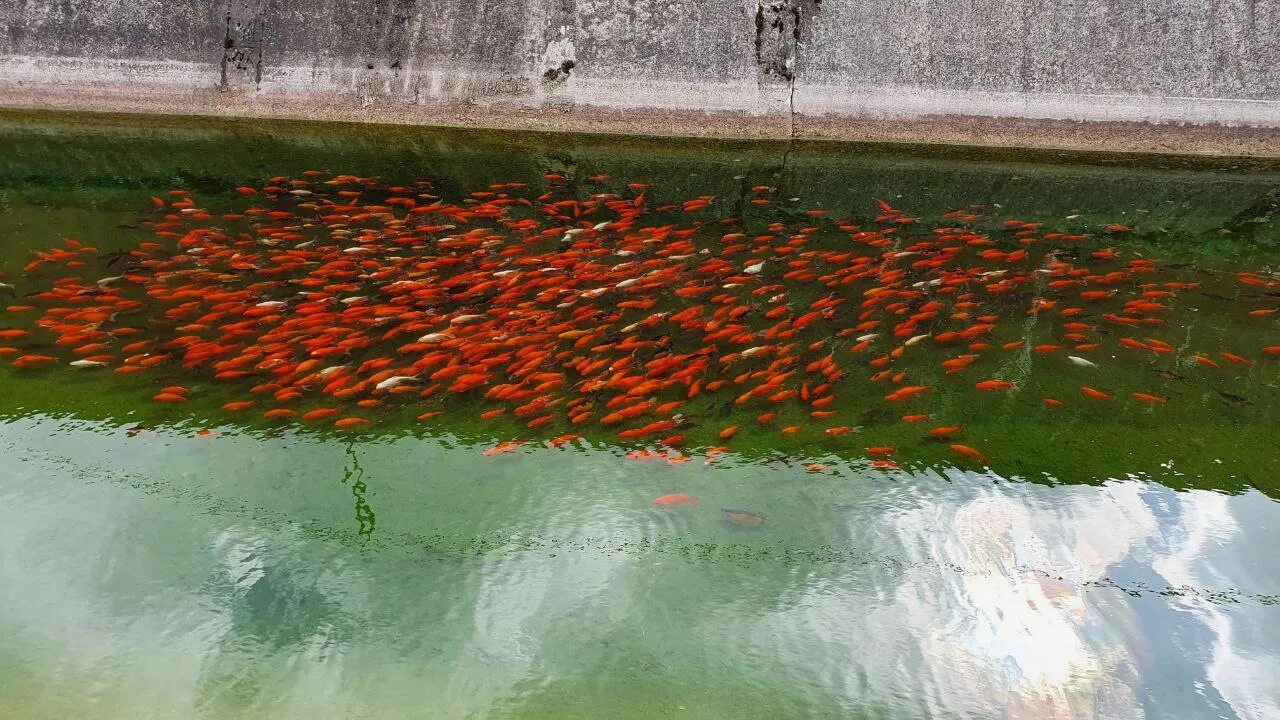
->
[1,418,1278,719]
[743,472,1279,719]
[444,510,636,717]
[1153,493,1280,720]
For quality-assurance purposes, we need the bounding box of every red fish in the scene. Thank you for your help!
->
[948,444,988,464]
[652,494,697,508]
[1080,386,1112,400]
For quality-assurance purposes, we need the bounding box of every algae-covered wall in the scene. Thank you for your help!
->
[1,1,1278,147]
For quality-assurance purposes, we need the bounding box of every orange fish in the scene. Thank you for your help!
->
[948,444,988,464]
[652,493,697,508]
[484,441,524,456]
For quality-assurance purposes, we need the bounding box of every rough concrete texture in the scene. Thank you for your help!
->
[1,0,1278,154]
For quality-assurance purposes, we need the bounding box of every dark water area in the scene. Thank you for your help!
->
[1,110,1278,719]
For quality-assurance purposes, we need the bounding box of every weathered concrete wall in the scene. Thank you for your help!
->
[1,0,1279,152]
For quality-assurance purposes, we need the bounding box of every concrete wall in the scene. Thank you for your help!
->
[1,0,1279,152]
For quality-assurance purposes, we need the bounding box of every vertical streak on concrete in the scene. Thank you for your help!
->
[371,0,418,99]
[536,0,577,104]
[219,0,231,89]
[399,2,429,104]
[1019,0,1031,95]
[783,2,799,172]
[755,0,819,171]
[223,1,267,91]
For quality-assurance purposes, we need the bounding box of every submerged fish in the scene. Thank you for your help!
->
[652,493,697,508]
[721,509,766,527]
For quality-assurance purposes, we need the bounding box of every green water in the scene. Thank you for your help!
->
[1,110,1279,719]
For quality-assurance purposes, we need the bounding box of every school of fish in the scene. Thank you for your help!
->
[2,171,1278,478]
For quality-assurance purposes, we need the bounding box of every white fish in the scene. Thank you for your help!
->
[593,221,611,231]
[96,276,123,287]
[856,333,879,342]
[375,375,417,391]
[616,278,638,289]
[418,332,452,343]
[255,301,286,308]
[904,333,930,346]
[1067,355,1098,368]
[69,359,107,368]
[741,346,767,357]
[451,314,482,324]
[744,261,765,274]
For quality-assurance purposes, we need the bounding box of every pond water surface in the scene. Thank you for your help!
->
[0,111,1278,719]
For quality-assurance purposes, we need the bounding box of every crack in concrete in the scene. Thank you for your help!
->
[780,2,811,175]
[782,68,796,174]
[753,0,819,173]
[219,0,233,90]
